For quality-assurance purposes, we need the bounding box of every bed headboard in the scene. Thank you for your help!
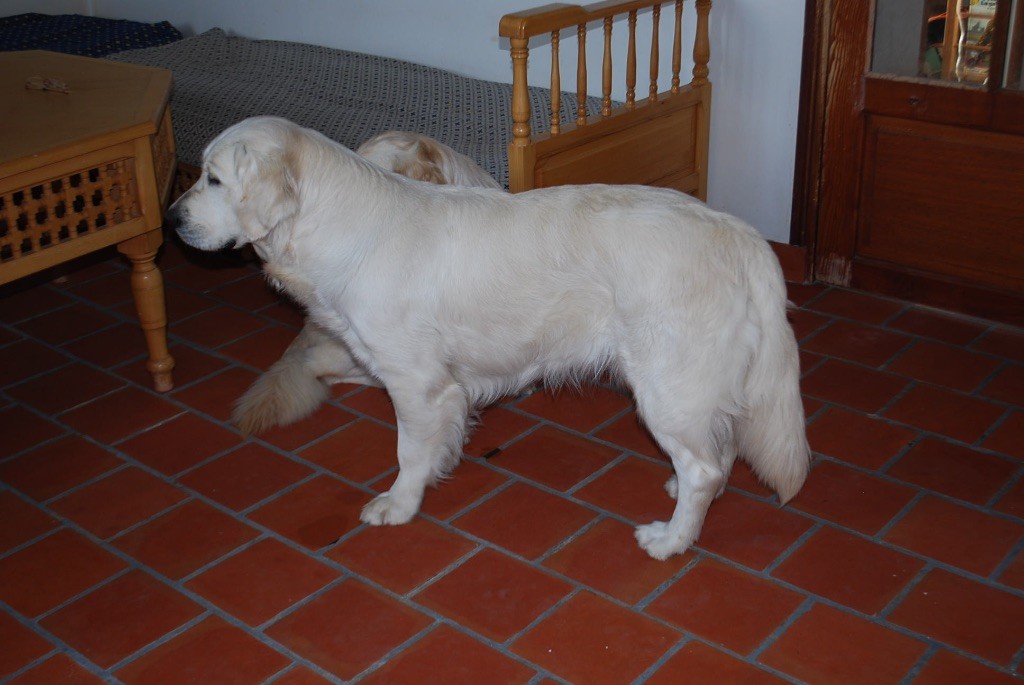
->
[500,0,712,199]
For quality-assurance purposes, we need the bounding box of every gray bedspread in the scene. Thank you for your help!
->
[109,29,602,189]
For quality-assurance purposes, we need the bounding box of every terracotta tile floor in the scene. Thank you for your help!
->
[1,241,1023,685]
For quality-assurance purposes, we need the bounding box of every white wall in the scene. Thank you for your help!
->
[5,0,805,243]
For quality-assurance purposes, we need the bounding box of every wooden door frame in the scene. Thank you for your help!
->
[792,0,1024,324]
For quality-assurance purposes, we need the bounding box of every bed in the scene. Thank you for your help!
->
[3,1,712,203]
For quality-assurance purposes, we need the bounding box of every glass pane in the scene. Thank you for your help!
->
[1005,0,1024,88]
[871,0,1000,85]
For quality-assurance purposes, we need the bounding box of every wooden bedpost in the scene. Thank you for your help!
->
[694,0,712,200]
[508,35,536,192]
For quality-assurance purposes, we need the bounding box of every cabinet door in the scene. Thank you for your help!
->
[807,0,1024,324]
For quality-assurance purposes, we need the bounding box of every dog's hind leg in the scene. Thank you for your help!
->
[360,375,469,526]
[664,422,736,501]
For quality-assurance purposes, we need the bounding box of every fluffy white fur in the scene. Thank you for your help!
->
[166,116,810,559]
[232,131,500,435]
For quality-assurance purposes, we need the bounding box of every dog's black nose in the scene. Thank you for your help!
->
[164,205,181,231]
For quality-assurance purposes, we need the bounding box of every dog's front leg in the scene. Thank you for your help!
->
[360,379,469,525]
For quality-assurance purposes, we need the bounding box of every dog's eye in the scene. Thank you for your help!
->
[208,175,222,187]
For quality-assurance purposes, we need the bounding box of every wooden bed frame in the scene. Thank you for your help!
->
[172,0,711,201]
[500,0,711,198]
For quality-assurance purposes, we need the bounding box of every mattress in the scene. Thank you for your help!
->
[109,28,604,188]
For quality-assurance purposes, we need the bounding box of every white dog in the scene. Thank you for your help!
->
[233,131,501,435]
[166,116,809,560]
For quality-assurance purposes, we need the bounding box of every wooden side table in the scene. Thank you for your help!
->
[0,50,176,391]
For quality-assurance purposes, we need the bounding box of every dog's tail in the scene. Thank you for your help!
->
[734,246,810,504]
[233,349,328,435]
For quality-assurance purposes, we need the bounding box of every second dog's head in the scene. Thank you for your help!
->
[166,116,303,252]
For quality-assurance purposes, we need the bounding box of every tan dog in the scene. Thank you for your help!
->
[233,131,500,435]
[167,117,808,559]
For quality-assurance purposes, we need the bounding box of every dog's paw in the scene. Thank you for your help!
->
[664,474,678,499]
[360,493,417,526]
[634,521,686,560]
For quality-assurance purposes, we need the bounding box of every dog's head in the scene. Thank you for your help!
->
[166,117,301,252]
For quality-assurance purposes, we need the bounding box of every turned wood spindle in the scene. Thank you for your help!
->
[577,23,587,126]
[693,0,711,85]
[672,0,683,93]
[602,17,613,116]
[551,30,561,134]
[650,3,661,101]
[626,10,637,109]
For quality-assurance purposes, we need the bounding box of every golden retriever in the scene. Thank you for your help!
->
[232,131,500,435]
[166,116,809,559]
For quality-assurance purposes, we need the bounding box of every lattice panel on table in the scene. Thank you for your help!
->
[0,159,140,263]
[172,163,200,201]
[152,109,176,201]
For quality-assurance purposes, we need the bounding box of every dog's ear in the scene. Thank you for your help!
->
[236,143,300,244]
[394,140,447,185]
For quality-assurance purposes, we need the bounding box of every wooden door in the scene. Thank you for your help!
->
[798,0,1024,325]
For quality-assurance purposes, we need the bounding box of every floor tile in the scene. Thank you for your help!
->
[113,499,259,580]
[788,307,831,341]
[359,624,534,684]
[887,340,1002,392]
[885,385,1006,444]
[171,367,259,422]
[888,308,988,346]
[0,529,127,616]
[806,407,916,469]
[115,615,289,685]
[886,437,1018,506]
[5,653,105,684]
[912,650,1023,685]
[807,289,905,325]
[0,436,121,499]
[983,411,1024,460]
[117,413,242,476]
[6,363,124,414]
[646,640,788,685]
[543,518,693,604]
[487,425,620,491]
[883,496,1023,576]
[463,406,538,458]
[647,558,803,654]
[802,319,911,367]
[453,482,597,559]
[888,569,1024,664]
[418,459,509,520]
[297,419,395,483]
[186,538,339,626]
[0,491,60,553]
[511,591,678,685]
[40,570,202,668]
[265,579,430,681]
[49,467,186,539]
[789,460,916,534]
[255,403,356,452]
[981,364,1024,405]
[696,491,814,571]
[340,387,396,424]
[972,327,1024,363]
[60,388,182,444]
[210,274,285,311]
[179,443,311,511]
[248,475,370,550]
[0,406,64,459]
[801,359,910,413]
[62,323,150,370]
[0,340,70,388]
[593,411,665,459]
[415,548,572,641]
[164,258,254,293]
[271,666,335,685]
[115,343,229,389]
[0,606,52,678]
[0,285,70,323]
[327,518,475,594]
[996,477,1024,518]
[759,603,926,684]
[16,304,116,345]
[218,325,299,371]
[1000,549,1024,591]
[772,526,923,615]
[173,307,268,349]
[513,385,631,433]
[574,456,674,524]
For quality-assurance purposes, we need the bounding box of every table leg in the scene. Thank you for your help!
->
[118,229,174,392]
